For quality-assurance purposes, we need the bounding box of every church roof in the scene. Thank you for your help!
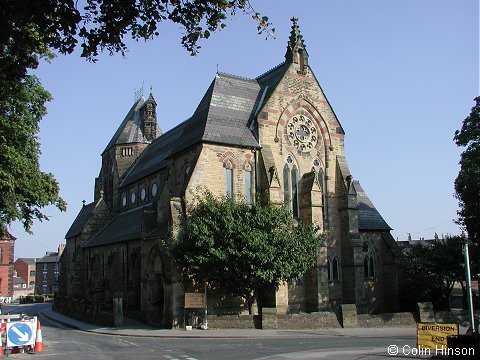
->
[102,97,161,155]
[65,202,95,239]
[353,181,392,231]
[119,73,264,188]
[82,206,145,248]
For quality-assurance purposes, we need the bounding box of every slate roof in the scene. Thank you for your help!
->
[103,96,161,155]
[65,202,95,239]
[82,206,145,248]
[37,254,60,263]
[353,181,392,231]
[119,72,272,188]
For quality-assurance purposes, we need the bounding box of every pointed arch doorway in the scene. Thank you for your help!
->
[145,247,166,325]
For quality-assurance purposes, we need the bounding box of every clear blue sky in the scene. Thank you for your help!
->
[9,0,479,258]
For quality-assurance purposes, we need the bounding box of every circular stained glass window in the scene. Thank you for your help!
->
[286,115,318,152]
[131,192,136,204]
[152,183,158,197]
[141,188,146,201]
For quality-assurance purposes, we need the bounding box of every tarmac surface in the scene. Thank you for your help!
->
[40,308,420,339]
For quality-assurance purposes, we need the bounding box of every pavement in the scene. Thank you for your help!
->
[40,308,419,339]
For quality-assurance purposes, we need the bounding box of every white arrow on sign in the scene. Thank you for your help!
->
[11,325,30,342]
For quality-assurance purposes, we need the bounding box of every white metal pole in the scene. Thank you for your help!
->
[204,281,208,330]
[464,242,476,334]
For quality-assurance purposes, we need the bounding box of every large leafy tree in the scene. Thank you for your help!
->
[0,0,271,233]
[398,236,468,310]
[172,192,324,313]
[0,74,66,233]
[454,96,480,245]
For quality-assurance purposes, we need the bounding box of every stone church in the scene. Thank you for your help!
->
[58,19,399,327]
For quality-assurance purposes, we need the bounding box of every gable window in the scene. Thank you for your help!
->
[363,241,375,279]
[283,155,299,217]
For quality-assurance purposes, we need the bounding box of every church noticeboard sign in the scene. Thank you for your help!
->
[417,323,459,350]
[184,293,205,309]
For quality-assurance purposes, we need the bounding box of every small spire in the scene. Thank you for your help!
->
[285,17,308,69]
[82,200,86,207]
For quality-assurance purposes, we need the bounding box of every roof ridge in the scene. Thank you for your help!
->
[217,71,256,82]
[256,62,287,80]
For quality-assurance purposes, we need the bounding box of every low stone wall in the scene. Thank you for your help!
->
[207,314,260,329]
[357,312,417,327]
[277,311,341,329]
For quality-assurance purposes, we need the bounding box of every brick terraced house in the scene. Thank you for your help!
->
[57,19,399,327]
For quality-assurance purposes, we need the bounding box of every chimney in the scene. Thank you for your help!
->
[58,243,65,257]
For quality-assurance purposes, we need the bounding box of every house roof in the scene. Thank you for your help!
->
[37,254,60,263]
[82,206,145,248]
[353,181,392,231]
[65,202,95,239]
[119,73,265,188]
[15,258,36,265]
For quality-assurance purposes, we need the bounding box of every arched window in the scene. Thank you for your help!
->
[332,257,339,280]
[327,258,331,281]
[283,155,299,218]
[327,255,340,281]
[362,241,376,279]
[182,165,191,195]
[244,164,253,204]
[224,161,234,198]
[313,158,327,223]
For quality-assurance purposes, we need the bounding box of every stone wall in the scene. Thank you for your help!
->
[277,311,341,329]
[357,312,417,327]
[207,314,260,329]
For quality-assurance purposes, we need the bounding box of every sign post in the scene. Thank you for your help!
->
[463,241,476,335]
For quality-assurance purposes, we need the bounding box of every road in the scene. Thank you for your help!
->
[2,303,420,360]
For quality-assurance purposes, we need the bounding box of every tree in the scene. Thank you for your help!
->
[172,191,324,313]
[0,0,271,233]
[1,1,272,86]
[454,96,480,245]
[0,75,66,234]
[398,236,468,310]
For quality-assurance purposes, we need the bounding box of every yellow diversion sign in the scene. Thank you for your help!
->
[417,323,459,350]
